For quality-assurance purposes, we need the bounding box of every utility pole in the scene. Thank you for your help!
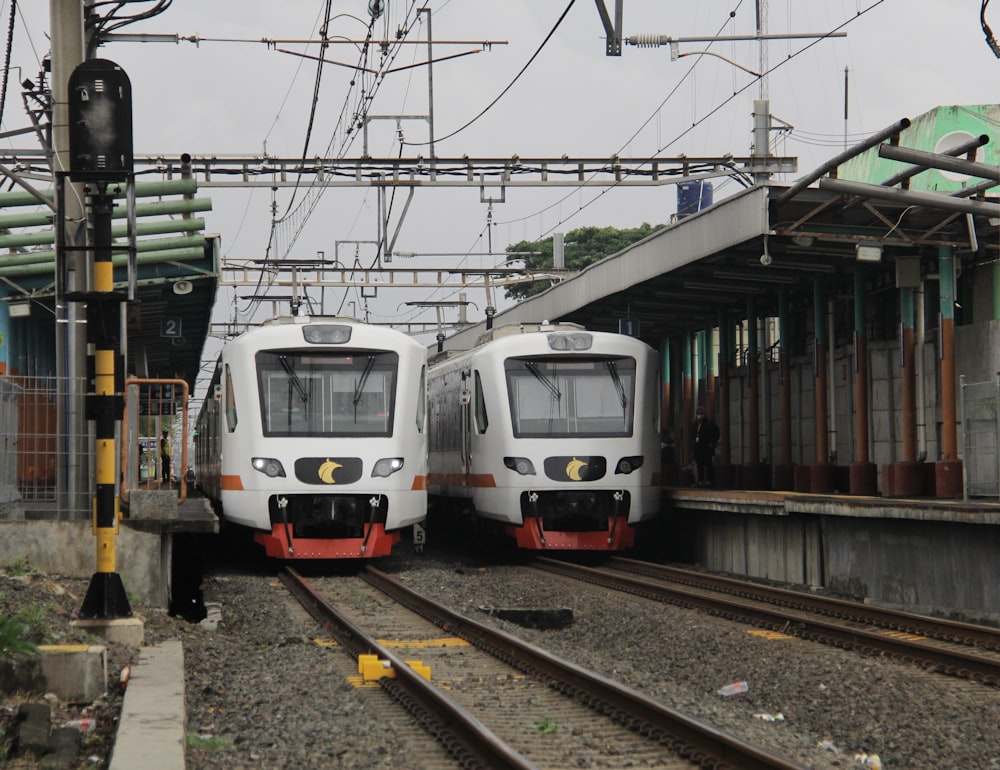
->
[50,0,89,518]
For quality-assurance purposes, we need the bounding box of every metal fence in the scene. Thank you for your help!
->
[0,374,91,517]
[0,373,190,517]
[961,375,1000,500]
[0,377,21,504]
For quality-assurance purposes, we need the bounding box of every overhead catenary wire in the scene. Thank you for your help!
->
[403,0,577,148]
[489,0,887,249]
[390,2,887,331]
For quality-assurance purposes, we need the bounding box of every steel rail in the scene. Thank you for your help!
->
[608,557,1000,652]
[362,565,809,770]
[280,567,539,770]
[533,558,1000,687]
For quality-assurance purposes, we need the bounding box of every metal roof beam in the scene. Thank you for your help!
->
[775,118,910,203]
[878,142,1000,182]
[818,177,1000,217]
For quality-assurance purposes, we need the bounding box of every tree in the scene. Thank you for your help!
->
[503,223,664,301]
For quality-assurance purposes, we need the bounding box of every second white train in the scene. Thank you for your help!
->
[427,323,661,550]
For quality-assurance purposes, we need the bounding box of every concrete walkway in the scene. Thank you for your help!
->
[109,640,186,770]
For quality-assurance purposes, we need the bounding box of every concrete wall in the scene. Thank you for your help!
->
[677,508,1000,624]
[0,521,167,606]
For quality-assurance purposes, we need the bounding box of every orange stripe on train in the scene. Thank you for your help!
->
[221,475,244,490]
[427,473,496,488]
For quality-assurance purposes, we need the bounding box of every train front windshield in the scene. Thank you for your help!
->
[505,356,636,438]
[257,350,398,436]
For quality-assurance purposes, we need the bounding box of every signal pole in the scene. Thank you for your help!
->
[66,59,136,623]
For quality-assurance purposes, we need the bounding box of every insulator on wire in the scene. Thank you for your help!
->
[627,34,670,48]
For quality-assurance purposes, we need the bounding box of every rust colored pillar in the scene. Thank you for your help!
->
[811,279,835,493]
[718,311,731,464]
[681,332,694,480]
[705,328,717,421]
[935,246,962,496]
[849,267,877,495]
[885,287,922,497]
[746,301,760,466]
[661,339,671,435]
[716,311,734,488]
[774,289,794,490]
[744,301,767,488]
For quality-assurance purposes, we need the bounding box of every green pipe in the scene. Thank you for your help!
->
[0,178,198,208]
[0,197,212,230]
[778,288,788,352]
[854,266,865,333]
[993,261,1000,320]
[0,234,208,268]
[0,217,206,248]
[0,246,208,278]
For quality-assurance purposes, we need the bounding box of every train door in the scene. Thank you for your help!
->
[459,369,472,488]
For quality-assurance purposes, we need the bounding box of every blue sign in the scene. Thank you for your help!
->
[619,318,640,338]
[161,317,182,338]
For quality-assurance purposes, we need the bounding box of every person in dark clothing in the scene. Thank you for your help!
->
[691,405,720,487]
[160,430,172,483]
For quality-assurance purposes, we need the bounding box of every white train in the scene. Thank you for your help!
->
[196,316,428,559]
[427,323,661,550]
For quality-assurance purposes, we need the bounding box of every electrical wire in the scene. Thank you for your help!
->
[491,1,887,246]
[403,0,577,147]
[0,0,17,128]
[983,0,1000,57]
[86,0,173,57]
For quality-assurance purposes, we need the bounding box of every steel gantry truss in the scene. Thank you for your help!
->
[0,152,796,190]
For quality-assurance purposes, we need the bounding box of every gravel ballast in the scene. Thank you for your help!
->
[2,538,999,769]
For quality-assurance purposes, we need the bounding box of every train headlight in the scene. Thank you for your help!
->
[503,456,536,475]
[371,457,404,478]
[252,457,286,478]
[615,456,644,474]
[547,332,592,351]
[303,324,352,344]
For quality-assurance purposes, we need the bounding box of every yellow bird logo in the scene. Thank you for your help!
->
[318,459,343,484]
[565,457,587,481]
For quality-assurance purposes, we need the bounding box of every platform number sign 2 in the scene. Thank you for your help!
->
[161,317,182,338]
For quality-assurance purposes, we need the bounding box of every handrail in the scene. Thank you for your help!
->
[120,377,190,507]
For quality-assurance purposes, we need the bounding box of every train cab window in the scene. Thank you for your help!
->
[256,349,398,437]
[504,356,636,438]
[224,365,238,433]
[474,370,488,434]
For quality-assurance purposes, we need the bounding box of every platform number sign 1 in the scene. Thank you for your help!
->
[619,318,640,338]
[161,317,182,338]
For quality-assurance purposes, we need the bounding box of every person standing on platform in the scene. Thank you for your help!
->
[692,405,720,487]
[160,430,172,484]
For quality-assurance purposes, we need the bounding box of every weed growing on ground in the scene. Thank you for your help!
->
[187,733,233,752]
[0,615,41,662]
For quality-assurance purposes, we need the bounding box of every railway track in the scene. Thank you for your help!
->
[280,565,811,770]
[533,556,1000,686]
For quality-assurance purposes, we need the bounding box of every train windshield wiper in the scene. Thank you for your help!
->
[606,361,627,408]
[353,355,376,406]
[525,361,561,400]
[278,355,308,402]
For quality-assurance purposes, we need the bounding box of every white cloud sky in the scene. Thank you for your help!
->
[5,0,1000,371]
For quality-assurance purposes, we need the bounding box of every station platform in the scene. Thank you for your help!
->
[0,488,218,607]
[659,483,1000,624]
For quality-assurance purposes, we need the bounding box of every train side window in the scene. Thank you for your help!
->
[224,364,238,432]
[474,370,488,434]
[416,365,426,433]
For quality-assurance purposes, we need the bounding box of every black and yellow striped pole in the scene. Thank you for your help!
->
[67,59,134,619]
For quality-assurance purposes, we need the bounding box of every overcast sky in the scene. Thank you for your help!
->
[6,1,1000,379]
